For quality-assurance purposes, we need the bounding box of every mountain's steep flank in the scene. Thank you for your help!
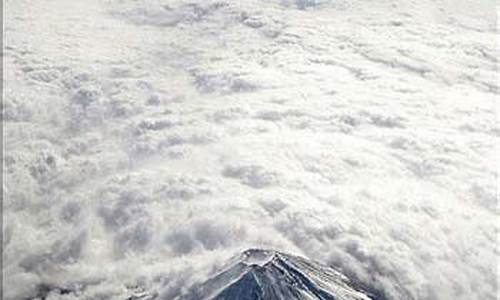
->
[179,249,374,300]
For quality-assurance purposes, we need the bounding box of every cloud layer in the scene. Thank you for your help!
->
[3,0,498,299]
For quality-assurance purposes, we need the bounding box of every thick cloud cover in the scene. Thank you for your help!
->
[3,0,498,299]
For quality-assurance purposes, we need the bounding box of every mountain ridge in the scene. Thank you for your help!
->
[176,249,376,300]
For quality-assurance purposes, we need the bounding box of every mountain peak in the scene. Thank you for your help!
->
[240,248,280,267]
[179,249,374,300]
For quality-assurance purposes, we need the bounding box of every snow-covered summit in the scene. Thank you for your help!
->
[179,249,374,300]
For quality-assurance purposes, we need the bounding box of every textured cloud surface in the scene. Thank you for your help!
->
[3,0,498,299]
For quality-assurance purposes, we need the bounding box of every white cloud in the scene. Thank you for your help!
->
[3,0,498,299]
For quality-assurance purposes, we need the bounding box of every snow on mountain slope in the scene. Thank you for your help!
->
[177,249,374,300]
[3,0,499,299]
